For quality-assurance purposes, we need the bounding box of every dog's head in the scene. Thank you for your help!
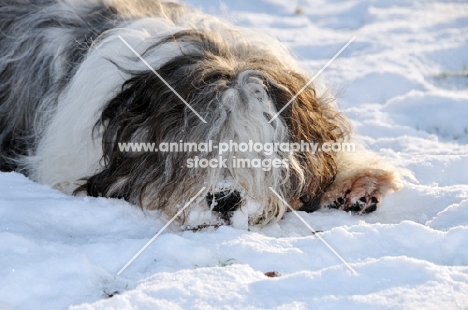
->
[78,29,350,226]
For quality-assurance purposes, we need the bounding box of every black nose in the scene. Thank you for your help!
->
[206,190,242,214]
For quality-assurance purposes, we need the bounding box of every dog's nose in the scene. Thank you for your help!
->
[206,190,242,214]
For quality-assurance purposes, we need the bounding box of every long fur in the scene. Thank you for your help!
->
[0,0,401,225]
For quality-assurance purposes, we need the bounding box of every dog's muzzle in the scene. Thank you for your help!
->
[206,190,242,214]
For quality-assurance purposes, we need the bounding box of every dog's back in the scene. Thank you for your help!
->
[0,0,198,172]
[0,0,121,171]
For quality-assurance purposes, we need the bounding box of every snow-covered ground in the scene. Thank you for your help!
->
[2,0,468,309]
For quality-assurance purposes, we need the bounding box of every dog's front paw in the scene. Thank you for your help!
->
[327,193,379,214]
[322,168,402,214]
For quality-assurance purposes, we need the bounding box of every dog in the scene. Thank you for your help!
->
[0,0,402,227]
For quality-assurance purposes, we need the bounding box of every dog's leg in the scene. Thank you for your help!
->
[321,149,403,214]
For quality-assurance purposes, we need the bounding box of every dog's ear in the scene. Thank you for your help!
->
[264,71,351,200]
[265,71,349,144]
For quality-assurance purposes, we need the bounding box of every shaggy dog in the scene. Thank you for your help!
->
[0,0,402,226]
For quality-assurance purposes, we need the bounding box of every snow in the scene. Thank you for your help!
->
[2,0,468,309]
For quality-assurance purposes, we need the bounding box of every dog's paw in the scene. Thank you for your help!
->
[327,193,379,214]
[322,168,402,214]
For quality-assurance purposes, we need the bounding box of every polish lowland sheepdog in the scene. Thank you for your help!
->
[0,0,402,227]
